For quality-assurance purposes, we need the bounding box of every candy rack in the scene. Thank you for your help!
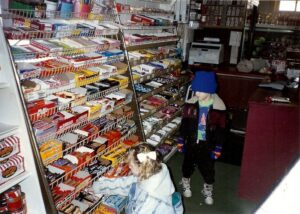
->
[0,0,186,212]
[51,126,136,199]
[115,0,189,160]
[0,0,145,212]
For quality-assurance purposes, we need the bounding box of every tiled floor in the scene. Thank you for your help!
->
[167,152,259,214]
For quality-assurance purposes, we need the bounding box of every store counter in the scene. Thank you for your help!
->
[238,88,300,202]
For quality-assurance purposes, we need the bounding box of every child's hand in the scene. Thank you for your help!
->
[86,186,95,195]
[210,146,222,160]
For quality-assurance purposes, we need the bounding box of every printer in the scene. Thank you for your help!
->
[188,38,224,65]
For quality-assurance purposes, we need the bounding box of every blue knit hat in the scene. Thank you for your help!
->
[191,71,217,93]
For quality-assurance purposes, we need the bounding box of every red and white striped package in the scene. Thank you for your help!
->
[0,155,24,185]
[0,136,20,161]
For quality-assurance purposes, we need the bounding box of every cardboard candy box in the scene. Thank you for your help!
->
[0,136,20,161]
[65,171,91,192]
[101,144,126,167]
[39,139,63,166]
[52,183,75,207]
[27,99,57,122]
[100,195,128,214]
[0,155,24,185]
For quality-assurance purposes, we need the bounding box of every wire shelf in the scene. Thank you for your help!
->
[12,43,121,61]
[5,27,119,41]
[36,99,132,145]
[53,126,137,210]
[42,112,133,167]
[55,149,126,213]
[125,38,178,51]
[23,68,125,103]
[118,11,174,16]
[145,108,183,139]
[62,112,133,155]
[1,9,116,21]
[29,85,120,122]
[130,52,177,67]
[19,55,124,80]
[133,65,180,84]
[141,96,180,120]
[137,77,185,102]
[121,25,176,30]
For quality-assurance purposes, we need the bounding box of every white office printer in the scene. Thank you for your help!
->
[188,37,224,65]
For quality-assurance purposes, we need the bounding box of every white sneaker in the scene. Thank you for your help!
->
[202,183,214,205]
[180,177,192,198]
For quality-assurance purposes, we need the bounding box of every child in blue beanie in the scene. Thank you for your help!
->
[179,71,226,205]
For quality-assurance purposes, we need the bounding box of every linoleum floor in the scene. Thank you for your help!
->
[167,152,259,214]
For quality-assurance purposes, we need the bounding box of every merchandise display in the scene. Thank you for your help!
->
[0,0,186,212]
[115,0,188,161]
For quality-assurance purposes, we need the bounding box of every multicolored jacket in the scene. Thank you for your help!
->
[180,95,227,156]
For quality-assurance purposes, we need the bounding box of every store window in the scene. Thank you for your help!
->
[279,0,300,11]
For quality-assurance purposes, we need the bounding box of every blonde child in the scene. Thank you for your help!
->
[92,144,183,214]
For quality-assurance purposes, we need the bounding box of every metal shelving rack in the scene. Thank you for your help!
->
[0,1,141,213]
[0,0,187,212]
[115,0,187,157]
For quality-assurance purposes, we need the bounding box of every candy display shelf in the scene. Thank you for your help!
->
[125,39,178,51]
[4,26,119,40]
[49,125,136,190]
[118,11,174,16]
[145,106,183,139]
[121,25,176,30]
[0,0,144,212]
[0,123,18,140]
[141,96,178,120]
[29,85,120,122]
[114,0,188,163]
[133,66,177,84]
[55,126,136,210]
[0,171,31,193]
[130,52,177,67]
[137,77,187,102]
[18,56,124,80]
[10,38,121,61]
[36,98,133,145]
[57,112,133,157]
[0,0,183,212]
[1,9,116,21]
[23,69,125,103]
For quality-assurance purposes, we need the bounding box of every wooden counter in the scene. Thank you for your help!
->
[238,88,300,202]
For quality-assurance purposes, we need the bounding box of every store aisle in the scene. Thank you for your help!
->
[167,152,259,214]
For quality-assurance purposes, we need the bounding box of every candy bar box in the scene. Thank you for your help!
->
[0,155,25,185]
[0,136,20,161]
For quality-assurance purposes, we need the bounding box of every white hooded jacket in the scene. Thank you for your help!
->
[93,163,181,214]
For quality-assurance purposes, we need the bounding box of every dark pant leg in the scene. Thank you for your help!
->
[195,142,215,184]
[182,142,196,178]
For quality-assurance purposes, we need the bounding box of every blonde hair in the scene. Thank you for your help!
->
[127,144,162,181]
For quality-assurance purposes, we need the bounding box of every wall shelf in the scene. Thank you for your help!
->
[126,40,178,51]
[0,172,31,194]
[137,78,188,102]
[0,123,18,139]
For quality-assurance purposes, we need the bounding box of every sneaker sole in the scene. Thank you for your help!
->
[183,192,192,198]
